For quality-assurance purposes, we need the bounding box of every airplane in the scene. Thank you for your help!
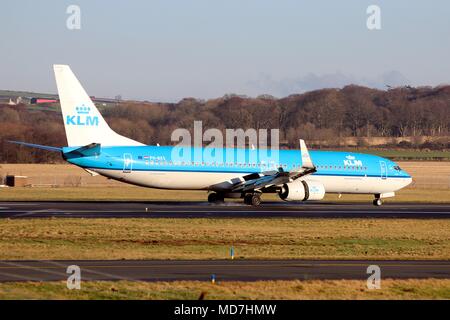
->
[10,65,412,206]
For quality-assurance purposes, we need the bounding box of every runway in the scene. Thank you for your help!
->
[0,260,449,282]
[0,201,449,219]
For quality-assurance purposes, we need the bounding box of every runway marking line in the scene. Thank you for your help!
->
[11,209,55,218]
[0,263,448,270]
[2,210,449,215]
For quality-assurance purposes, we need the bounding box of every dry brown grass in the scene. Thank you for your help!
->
[400,162,450,190]
[0,218,449,260]
[0,164,121,187]
[0,186,205,201]
[0,279,448,300]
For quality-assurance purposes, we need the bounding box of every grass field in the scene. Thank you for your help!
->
[0,218,449,260]
[1,163,449,300]
[0,279,449,300]
[347,149,450,160]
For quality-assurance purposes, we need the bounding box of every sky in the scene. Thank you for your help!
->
[1,0,449,102]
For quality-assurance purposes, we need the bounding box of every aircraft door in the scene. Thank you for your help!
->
[380,161,387,180]
[123,153,133,173]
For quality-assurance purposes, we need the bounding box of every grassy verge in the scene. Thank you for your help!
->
[0,218,449,260]
[1,186,450,203]
[0,279,449,299]
[0,186,205,201]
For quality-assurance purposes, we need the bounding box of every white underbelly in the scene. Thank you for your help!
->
[92,168,409,194]
[93,169,248,190]
[305,175,410,194]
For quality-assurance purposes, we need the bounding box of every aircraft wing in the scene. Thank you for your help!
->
[230,169,291,193]
[211,139,316,193]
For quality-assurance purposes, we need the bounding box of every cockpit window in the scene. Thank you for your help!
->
[393,166,402,171]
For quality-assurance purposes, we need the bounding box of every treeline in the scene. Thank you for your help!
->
[1,84,450,163]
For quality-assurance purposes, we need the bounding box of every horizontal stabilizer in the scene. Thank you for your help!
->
[8,141,62,152]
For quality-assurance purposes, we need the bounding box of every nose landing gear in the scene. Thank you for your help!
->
[373,198,383,206]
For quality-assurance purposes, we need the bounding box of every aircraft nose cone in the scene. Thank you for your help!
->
[404,177,413,187]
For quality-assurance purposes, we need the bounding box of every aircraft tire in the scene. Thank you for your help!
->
[208,192,224,203]
[251,194,262,206]
[373,198,383,206]
[243,194,253,205]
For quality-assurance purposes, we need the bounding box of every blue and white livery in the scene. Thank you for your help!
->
[10,65,412,206]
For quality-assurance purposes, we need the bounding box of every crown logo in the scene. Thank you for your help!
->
[345,155,355,160]
[76,105,90,114]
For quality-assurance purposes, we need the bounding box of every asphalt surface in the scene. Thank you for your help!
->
[0,260,449,282]
[0,201,449,219]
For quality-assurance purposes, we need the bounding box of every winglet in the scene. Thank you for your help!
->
[300,139,314,169]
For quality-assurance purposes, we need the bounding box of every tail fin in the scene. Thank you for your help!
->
[53,64,144,147]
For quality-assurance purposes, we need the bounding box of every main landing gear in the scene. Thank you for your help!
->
[207,192,262,206]
[208,192,224,204]
[244,193,262,206]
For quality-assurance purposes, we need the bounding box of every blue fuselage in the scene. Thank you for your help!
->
[63,145,411,180]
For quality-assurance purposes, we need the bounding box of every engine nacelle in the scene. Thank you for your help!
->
[278,180,325,201]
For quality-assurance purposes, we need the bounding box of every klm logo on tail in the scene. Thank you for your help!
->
[66,105,99,126]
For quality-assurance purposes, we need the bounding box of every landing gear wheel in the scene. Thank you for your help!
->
[244,194,253,205]
[250,194,262,207]
[208,192,224,204]
[373,198,382,206]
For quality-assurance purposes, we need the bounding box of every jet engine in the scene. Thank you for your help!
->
[278,180,325,201]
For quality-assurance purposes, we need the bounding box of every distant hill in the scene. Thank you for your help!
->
[0,90,119,111]
[0,90,58,100]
